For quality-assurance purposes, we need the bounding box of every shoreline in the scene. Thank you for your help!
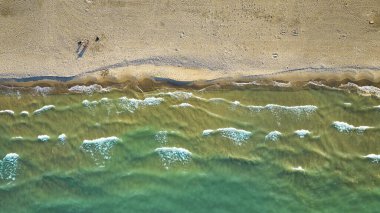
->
[1,64,380,100]
[1,64,380,88]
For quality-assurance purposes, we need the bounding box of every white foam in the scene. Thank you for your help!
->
[38,135,50,142]
[363,154,380,163]
[34,86,53,95]
[119,97,164,113]
[202,129,214,136]
[20,111,29,116]
[82,100,98,107]
[247,106,265,112]
[161,91,192,99]
[11,136,23,140]
[265,131,282,141]
[208,98,225,102]
[99,97,110,104]
[81,136,121,162]
[203,128,252,145]
[294,129,311,138]
[332,121,373,133]
[1,153,19,181]
[33,105,55,115]
[0,110,14,115]
[68,84,110,94]
[173,103,193,108]
[155,147,192,168]
[340,82,380,98]
[291,166,305,172]
[155,131,168,144]
[58,134,67,143]
[306,81,339,90]
[247,104,317,115]
[273,81,291,87]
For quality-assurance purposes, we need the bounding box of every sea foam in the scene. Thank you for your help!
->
[58,134,67,143]
[155,147,192,168]
[247,104,317,115]
[0,110,15,115]
[0,153,19,181]
[294,129,311,138]
[159,91,192,99]
[33,105,55,115]
[363,154,380,163]
[81,136,121,163]
[332,121,372,133]
[119,97,164,113]
[38,135,50,142]
[203,127,252,145]
[291,166,306,172]
[20,111,29,116]
[68,84,110,94]
[34,86,54,95]
[340,82,380,98]
[265,131,282,141]
[155,131,168,144]
[172,103,193,108]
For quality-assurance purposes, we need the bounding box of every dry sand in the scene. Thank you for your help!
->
[0,0,379,82]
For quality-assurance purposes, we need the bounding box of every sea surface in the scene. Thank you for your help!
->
[1,84,380,213]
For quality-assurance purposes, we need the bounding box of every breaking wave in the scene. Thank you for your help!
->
[157,91,192,99]
[294,129,311,138]
[81,136,121,165]
[332,121,373,133]
[155,147,192,168]
[155,131,168,144]
[363,154,380,163]
[0,153,19,181]
[202,127,252,145]
[33,105,55,115]
[265,131,282,141]
[68,84,110,94]
[119,97,164,113]
[0,110,15,115]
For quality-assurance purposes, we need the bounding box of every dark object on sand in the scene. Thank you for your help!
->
[95,36,100,42]
[77,40,89,58]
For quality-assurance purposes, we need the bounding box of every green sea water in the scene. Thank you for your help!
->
[1,86,380,213]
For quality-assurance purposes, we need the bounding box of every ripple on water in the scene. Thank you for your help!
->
[155,147,192,169]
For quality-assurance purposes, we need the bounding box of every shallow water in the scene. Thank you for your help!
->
[1,86,380,212]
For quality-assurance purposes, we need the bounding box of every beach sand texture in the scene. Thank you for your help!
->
[0,0,379,79]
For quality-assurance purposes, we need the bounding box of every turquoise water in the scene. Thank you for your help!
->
[0,85,380,212]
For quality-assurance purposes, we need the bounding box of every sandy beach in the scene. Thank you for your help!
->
[0,0,379,82]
